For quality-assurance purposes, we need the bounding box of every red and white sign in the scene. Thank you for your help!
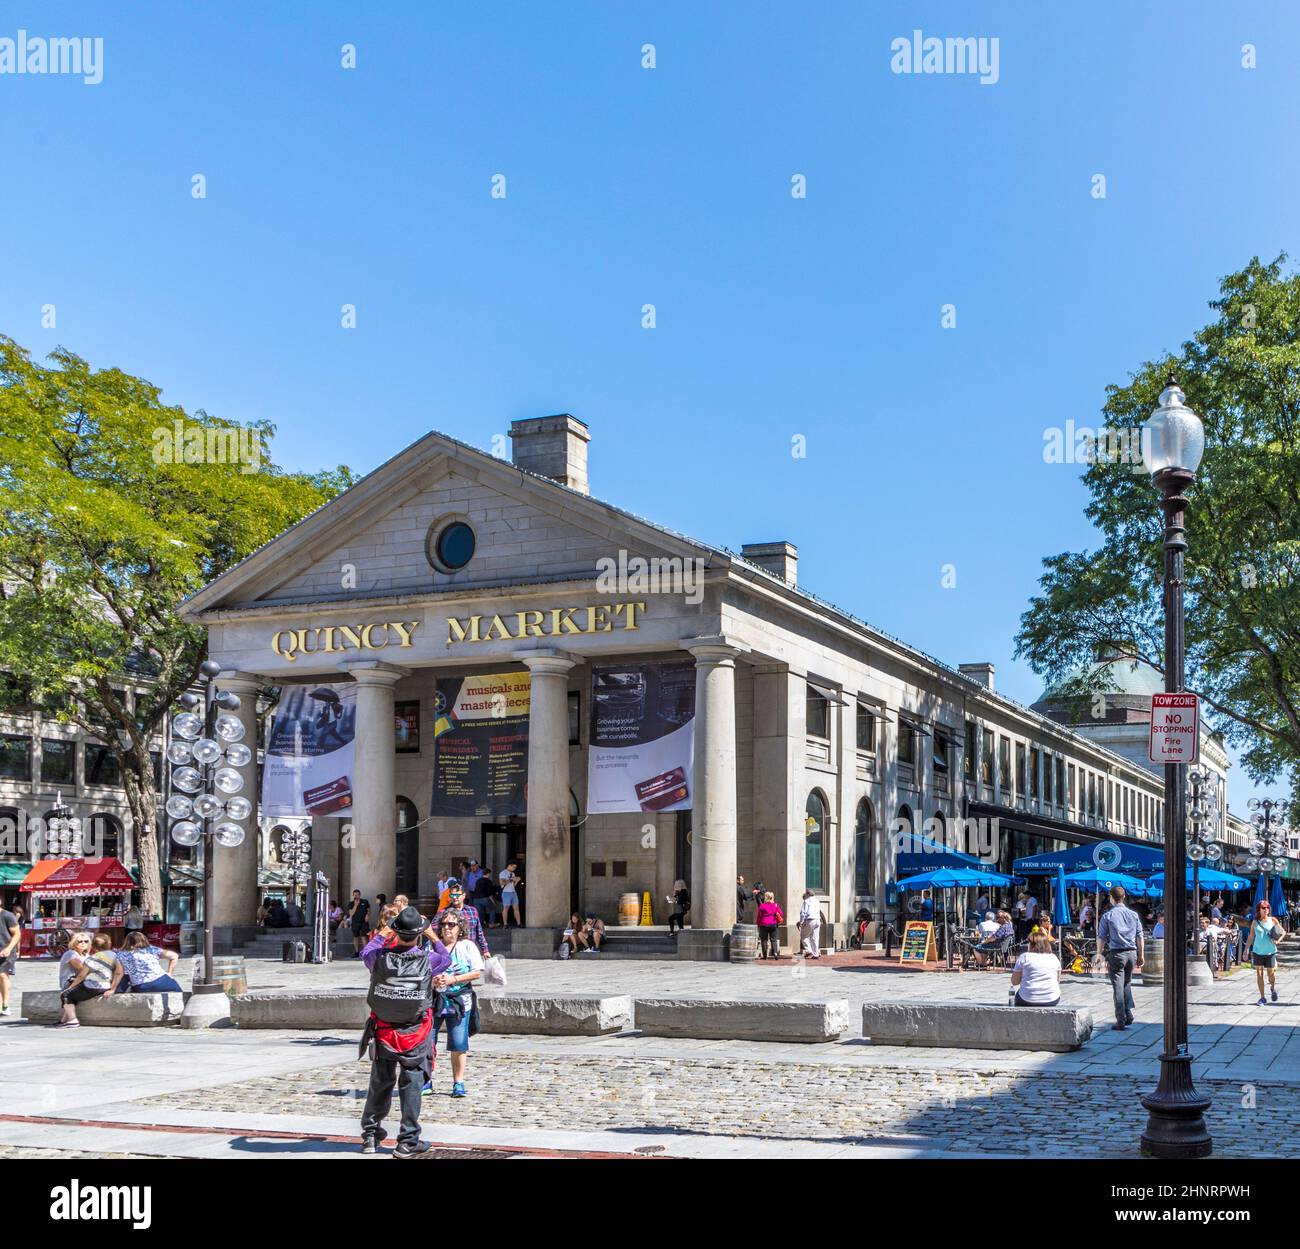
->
[1149,693,1200,764]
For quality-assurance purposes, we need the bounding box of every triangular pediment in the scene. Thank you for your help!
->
[182,431,717,617]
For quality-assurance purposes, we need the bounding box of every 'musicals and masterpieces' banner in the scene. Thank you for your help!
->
[431,672,531,818]
[587,663,695,815]
[261,683,357,817]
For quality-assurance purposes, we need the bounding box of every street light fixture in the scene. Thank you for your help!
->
[1139,377,1213,1158]
[1247,798,1291,900]
[166,659,249,1008]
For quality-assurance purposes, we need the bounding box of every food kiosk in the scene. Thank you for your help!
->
[18,857,138,958]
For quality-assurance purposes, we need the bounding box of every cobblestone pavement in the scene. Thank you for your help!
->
[145,1044,1299,1159]
[5,942,1298,1158]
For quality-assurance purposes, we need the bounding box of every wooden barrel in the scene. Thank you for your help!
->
[730,923,759,963]
[617,893,641,926]
[209,955,248,996]
[1141,938,1164,985]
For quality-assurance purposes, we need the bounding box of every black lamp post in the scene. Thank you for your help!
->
[1246,798,1291,910]
[1139,377,1212,1158]
[165,659,252,995]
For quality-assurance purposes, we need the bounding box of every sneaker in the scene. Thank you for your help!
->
[1125,1015,1134,1027]
[360,1129,387,1153]
[394,1140,432,1159]
[1272,988,1279,1003]
[0,1006,9,1016]
[451,1081,466,1098]
[55,1020,80,1029]
[420,1080,433,1096]
[1258,996,1268,1006]
[1114,1023,1128,1031]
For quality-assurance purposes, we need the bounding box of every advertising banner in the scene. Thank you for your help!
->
[431,672,531,818]
[588,663,695,814]
[261,683,357,818]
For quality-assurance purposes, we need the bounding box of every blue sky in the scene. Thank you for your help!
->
[2,1,1295,806]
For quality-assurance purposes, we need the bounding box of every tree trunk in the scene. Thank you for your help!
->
[123,761,163,919]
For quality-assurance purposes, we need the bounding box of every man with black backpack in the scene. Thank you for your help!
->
[358,905,452,1157]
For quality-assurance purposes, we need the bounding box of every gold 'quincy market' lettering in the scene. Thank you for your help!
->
[446,602,645,645]
[271,620,421,663]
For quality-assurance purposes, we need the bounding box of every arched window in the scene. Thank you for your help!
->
[88,813,121,860]
[854,798,874,894]
[805,790,827,891]
[395,796,419,897]
[930,810,947,848]
[895,802,915,852]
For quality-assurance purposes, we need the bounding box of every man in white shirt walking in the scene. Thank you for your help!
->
[798,890,821,959]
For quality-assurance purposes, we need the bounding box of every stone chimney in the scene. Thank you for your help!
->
[741,541,798,585]
[509,414,590,494]
[959,662,996,691]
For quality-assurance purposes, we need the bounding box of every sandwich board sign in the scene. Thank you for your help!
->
[899,920,936,965]
[1149,692,1199,764]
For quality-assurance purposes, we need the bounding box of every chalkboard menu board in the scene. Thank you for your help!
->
[899,920,935,965]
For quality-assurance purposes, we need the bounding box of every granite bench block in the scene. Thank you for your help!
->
[635,997,850,1042]
[22,990,187,1026]
[861,1001,1094,1052]
[477,993,632,1035]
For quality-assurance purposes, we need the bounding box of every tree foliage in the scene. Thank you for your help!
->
[1016,256,1300,807]
[0,336,353,914]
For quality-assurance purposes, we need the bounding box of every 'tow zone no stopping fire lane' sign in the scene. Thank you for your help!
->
[1149,692,1200,764]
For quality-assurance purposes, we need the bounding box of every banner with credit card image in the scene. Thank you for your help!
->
[261,683,357,818]
[431,671,531,818]
[588,663,695,814]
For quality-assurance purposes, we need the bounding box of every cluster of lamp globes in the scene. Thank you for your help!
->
[1244,797,1292,875]
[1185,768,1223,866]
[43,804,82,858]
[164,675,251,849]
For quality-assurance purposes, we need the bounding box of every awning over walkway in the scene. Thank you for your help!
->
[896,835,985,875]
[130,864,172,887]
[1014,839,1165,876]
[23,857,136,896]
[0,863,30,886]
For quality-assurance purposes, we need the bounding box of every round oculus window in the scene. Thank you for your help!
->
[431,520,475,571]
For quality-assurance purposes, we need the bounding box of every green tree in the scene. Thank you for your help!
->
[0,337,353,915]
[1016,255,1300,807]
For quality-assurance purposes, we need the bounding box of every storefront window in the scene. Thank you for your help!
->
[1029,748,1040,799]
[85,744,121,788]
[981,729,994,784]
[854,798,874,894]
[963,721,976,779]
[806,686,829,739]
[999,737,1011,795]
[856,704,876,753]
[0,735,31,782]
[933,733,951,777]
[41,739,76,786]
[898,722,915,768]
[805,791,826,891]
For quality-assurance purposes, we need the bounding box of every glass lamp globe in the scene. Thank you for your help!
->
[1204,844,1224,862]
[170,820,202,846]
[213,767,244,795]
[1251,813,1265,828]
[172,711,203,741]
[214,713,245,743]
[224,743,253,768]
[1245,856,1260,871]
[213,821,245,847]
[191,738,224,765]
[192,793,225,820]
[224,795,252,821]
[172,766,202,793]
[1142,378,1205,476]
[165,795,194,820]
[1250,839,1266,856]
[1248,798,1261,812]
[166,741,194,766]
[1187,844,1206,862]
[1259,857,1275,873]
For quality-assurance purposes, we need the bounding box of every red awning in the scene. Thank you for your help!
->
[22,857,136,896]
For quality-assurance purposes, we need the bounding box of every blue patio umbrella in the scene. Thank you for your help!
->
[1051,864,1072,962]
[1269,874,1288,920]
[1061,869,1148,896]
[1149,867,1251,892]
[896,867,1023,968]
[1255,872,1268,910]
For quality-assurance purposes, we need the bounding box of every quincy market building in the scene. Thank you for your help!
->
[181,416,1241,956]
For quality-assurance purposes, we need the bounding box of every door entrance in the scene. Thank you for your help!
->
[482,819,526,923]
